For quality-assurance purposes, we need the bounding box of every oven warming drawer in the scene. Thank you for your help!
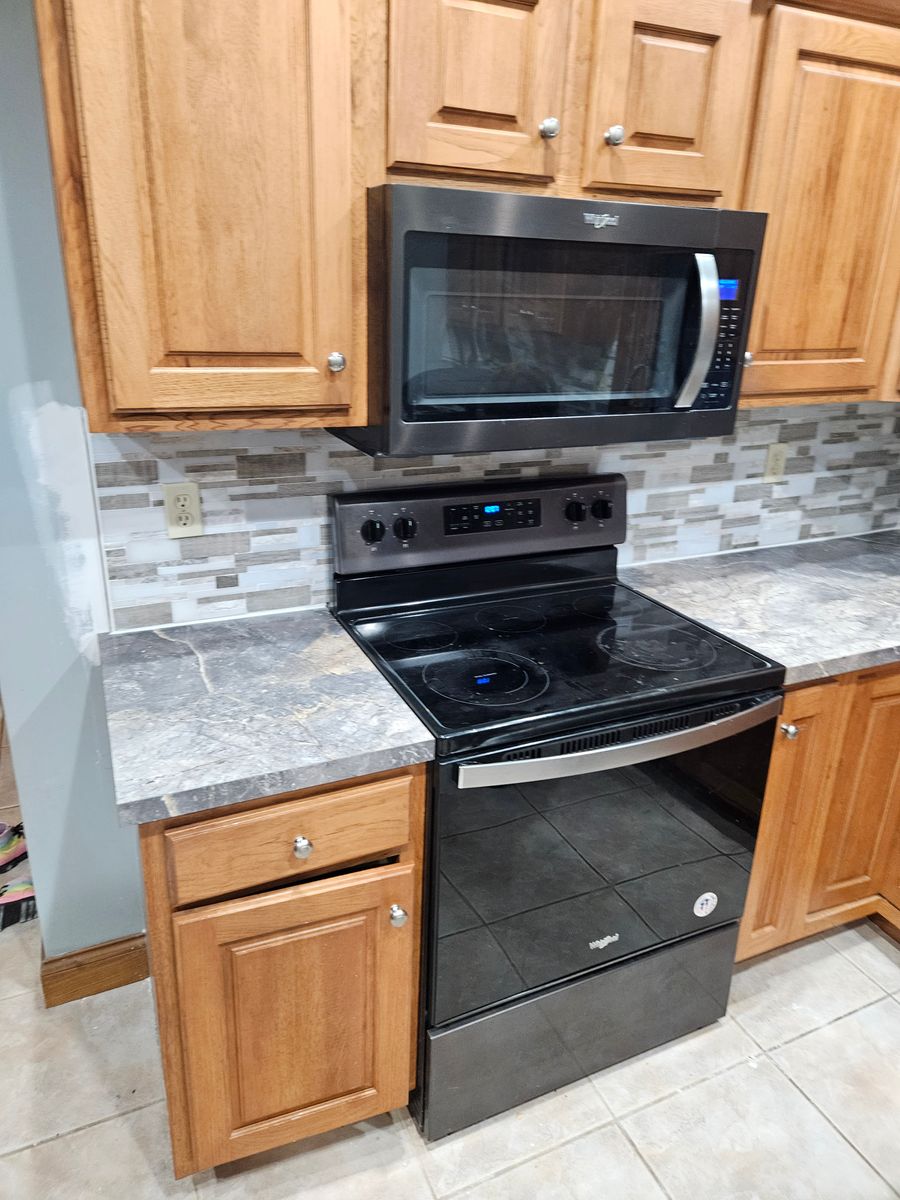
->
[418,923,737,1141]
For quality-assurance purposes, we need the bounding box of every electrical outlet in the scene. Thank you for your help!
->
[763,443,788,483]
[163,482,203,539]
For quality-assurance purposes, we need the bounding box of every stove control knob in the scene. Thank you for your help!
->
[564,500,587,524]
[591,497,613,521]
[360,518,386,545]
[393,516,418,542]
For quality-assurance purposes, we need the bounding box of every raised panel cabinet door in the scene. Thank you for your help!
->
[737,683,846,961]
[388,0,572,178]
[583,0,757,199]
[742,7,900,402]
[807,669,900,916]
[62,0,353,415]
[172,862,415,1171]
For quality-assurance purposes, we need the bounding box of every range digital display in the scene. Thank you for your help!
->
[718,278,740,301]
[444,499,541,535]
[483,504,501,514]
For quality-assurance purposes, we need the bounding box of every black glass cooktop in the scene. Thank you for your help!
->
[347,582,776,754]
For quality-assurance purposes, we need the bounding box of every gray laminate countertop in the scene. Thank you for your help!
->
[622,529,900,686]
[100,609,434,824]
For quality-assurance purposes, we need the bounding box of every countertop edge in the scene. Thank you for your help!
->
[115,735,436,826]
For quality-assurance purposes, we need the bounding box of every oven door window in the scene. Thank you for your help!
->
[430,721,772,1028]
[404,232,703,422]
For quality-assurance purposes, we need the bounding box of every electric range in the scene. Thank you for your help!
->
[332,475,785,1141]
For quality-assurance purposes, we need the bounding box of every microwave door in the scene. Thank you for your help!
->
[673,253,721,409]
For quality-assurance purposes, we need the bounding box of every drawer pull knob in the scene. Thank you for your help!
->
[604,124,626,146]
[538,116,561,140]
[389,904,408,928]
[781,723,800,740]
[293,836,314,860]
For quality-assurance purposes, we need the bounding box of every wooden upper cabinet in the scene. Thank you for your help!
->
[807,669,900,916]
[388,0,572,179]
[173,862,415,1172]
[742,6,900,403]
[41,0,355,426]
[583,0,758,201]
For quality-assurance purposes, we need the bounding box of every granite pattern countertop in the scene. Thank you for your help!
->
[100,609,434,824]
[623,529,900,686]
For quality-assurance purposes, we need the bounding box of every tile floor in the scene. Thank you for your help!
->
[2,919,900,1198]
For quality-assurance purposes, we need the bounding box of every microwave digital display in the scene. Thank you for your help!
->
[718,278,740,301]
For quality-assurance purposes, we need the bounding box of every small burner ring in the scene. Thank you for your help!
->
[386,620,458,653]
[476,605,546,635]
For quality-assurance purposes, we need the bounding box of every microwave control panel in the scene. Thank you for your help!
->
[696,262,752,410]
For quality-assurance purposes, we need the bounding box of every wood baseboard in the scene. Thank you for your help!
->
[41,933,149,1008]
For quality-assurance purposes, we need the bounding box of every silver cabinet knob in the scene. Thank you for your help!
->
[604,124,626,146]
[327,351,347,373]
[744,351,754,366]
[389,904,408,928]
[781,723,800,740]
[293,835,314,860]
[538,117,561,139]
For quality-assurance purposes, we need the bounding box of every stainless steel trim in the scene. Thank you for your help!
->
[455,695,783,789]
[673,252,720,410]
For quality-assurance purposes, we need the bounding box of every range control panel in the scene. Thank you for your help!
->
[332,475,627,575]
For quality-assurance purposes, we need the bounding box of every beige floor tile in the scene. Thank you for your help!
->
[0,1102,192,1200]
[409,1077,613,1198]
[454,1125,667,1200]
[0,918,41,1000]
[729,935,883,1049]
[0,979,164,1155]
[772,997,900,1192]
[193,1111,433,1200]
[591,1015,760,1117]
[623,1057,895,1200]
[827,921,900,994]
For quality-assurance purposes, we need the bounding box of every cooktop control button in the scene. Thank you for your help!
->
[393,516,418,542]
[360,518,386,545]
[564,500,588,524]
[591,497,613,521]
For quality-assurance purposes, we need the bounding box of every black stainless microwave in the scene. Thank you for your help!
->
[330,185,766,458]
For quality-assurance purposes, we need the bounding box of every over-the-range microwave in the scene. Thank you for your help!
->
[329,184,767,458]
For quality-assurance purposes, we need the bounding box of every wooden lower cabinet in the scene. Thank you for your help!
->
[738,666,900,961]
[140,765,426,1178]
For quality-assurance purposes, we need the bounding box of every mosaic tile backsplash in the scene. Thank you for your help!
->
[91,403,900,630]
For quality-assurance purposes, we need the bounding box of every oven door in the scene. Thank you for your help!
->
[342,186,765,457]
[427,693,780,1031]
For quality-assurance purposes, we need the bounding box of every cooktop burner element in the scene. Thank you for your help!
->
[387,620,458,652]
[476,605,546,635]
[422,652,550,707]
[600,625,718,672]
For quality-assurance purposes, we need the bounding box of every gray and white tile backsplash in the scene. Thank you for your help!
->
[91,402,900,630]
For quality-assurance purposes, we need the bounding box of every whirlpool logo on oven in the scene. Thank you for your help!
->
[589,933,620,951]
[583,212,620,229]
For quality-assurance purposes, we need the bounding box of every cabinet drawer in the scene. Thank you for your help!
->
[164,774,414,907]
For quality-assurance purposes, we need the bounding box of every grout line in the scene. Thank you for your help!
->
[616,1117,676,1200]
[764,1050,900,1198]
[735,991,889,1056]
[0,1097,165,1162]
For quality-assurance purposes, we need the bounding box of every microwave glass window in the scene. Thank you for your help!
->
[403,233,704,423]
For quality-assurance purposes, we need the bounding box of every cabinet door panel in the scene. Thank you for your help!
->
[743,7,900,401]
[389,0,572,178]
[737,683,845,961]
[173,862,415,1171]
[583,0,756,199]
[66,0,352,414]
[808,670,900,914]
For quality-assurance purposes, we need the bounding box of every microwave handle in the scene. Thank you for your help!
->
[455,694,782,789]
[673,252,720,410]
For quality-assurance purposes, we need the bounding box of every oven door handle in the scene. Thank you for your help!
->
[455,694,783,789]
[673,252,720,410]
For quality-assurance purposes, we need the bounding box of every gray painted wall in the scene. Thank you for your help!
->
[0,0,143,956]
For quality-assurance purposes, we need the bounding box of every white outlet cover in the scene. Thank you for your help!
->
[162,482,203,539]
[763,443,788,483]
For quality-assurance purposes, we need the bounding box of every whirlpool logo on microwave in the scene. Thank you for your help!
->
[583,212,620,229]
